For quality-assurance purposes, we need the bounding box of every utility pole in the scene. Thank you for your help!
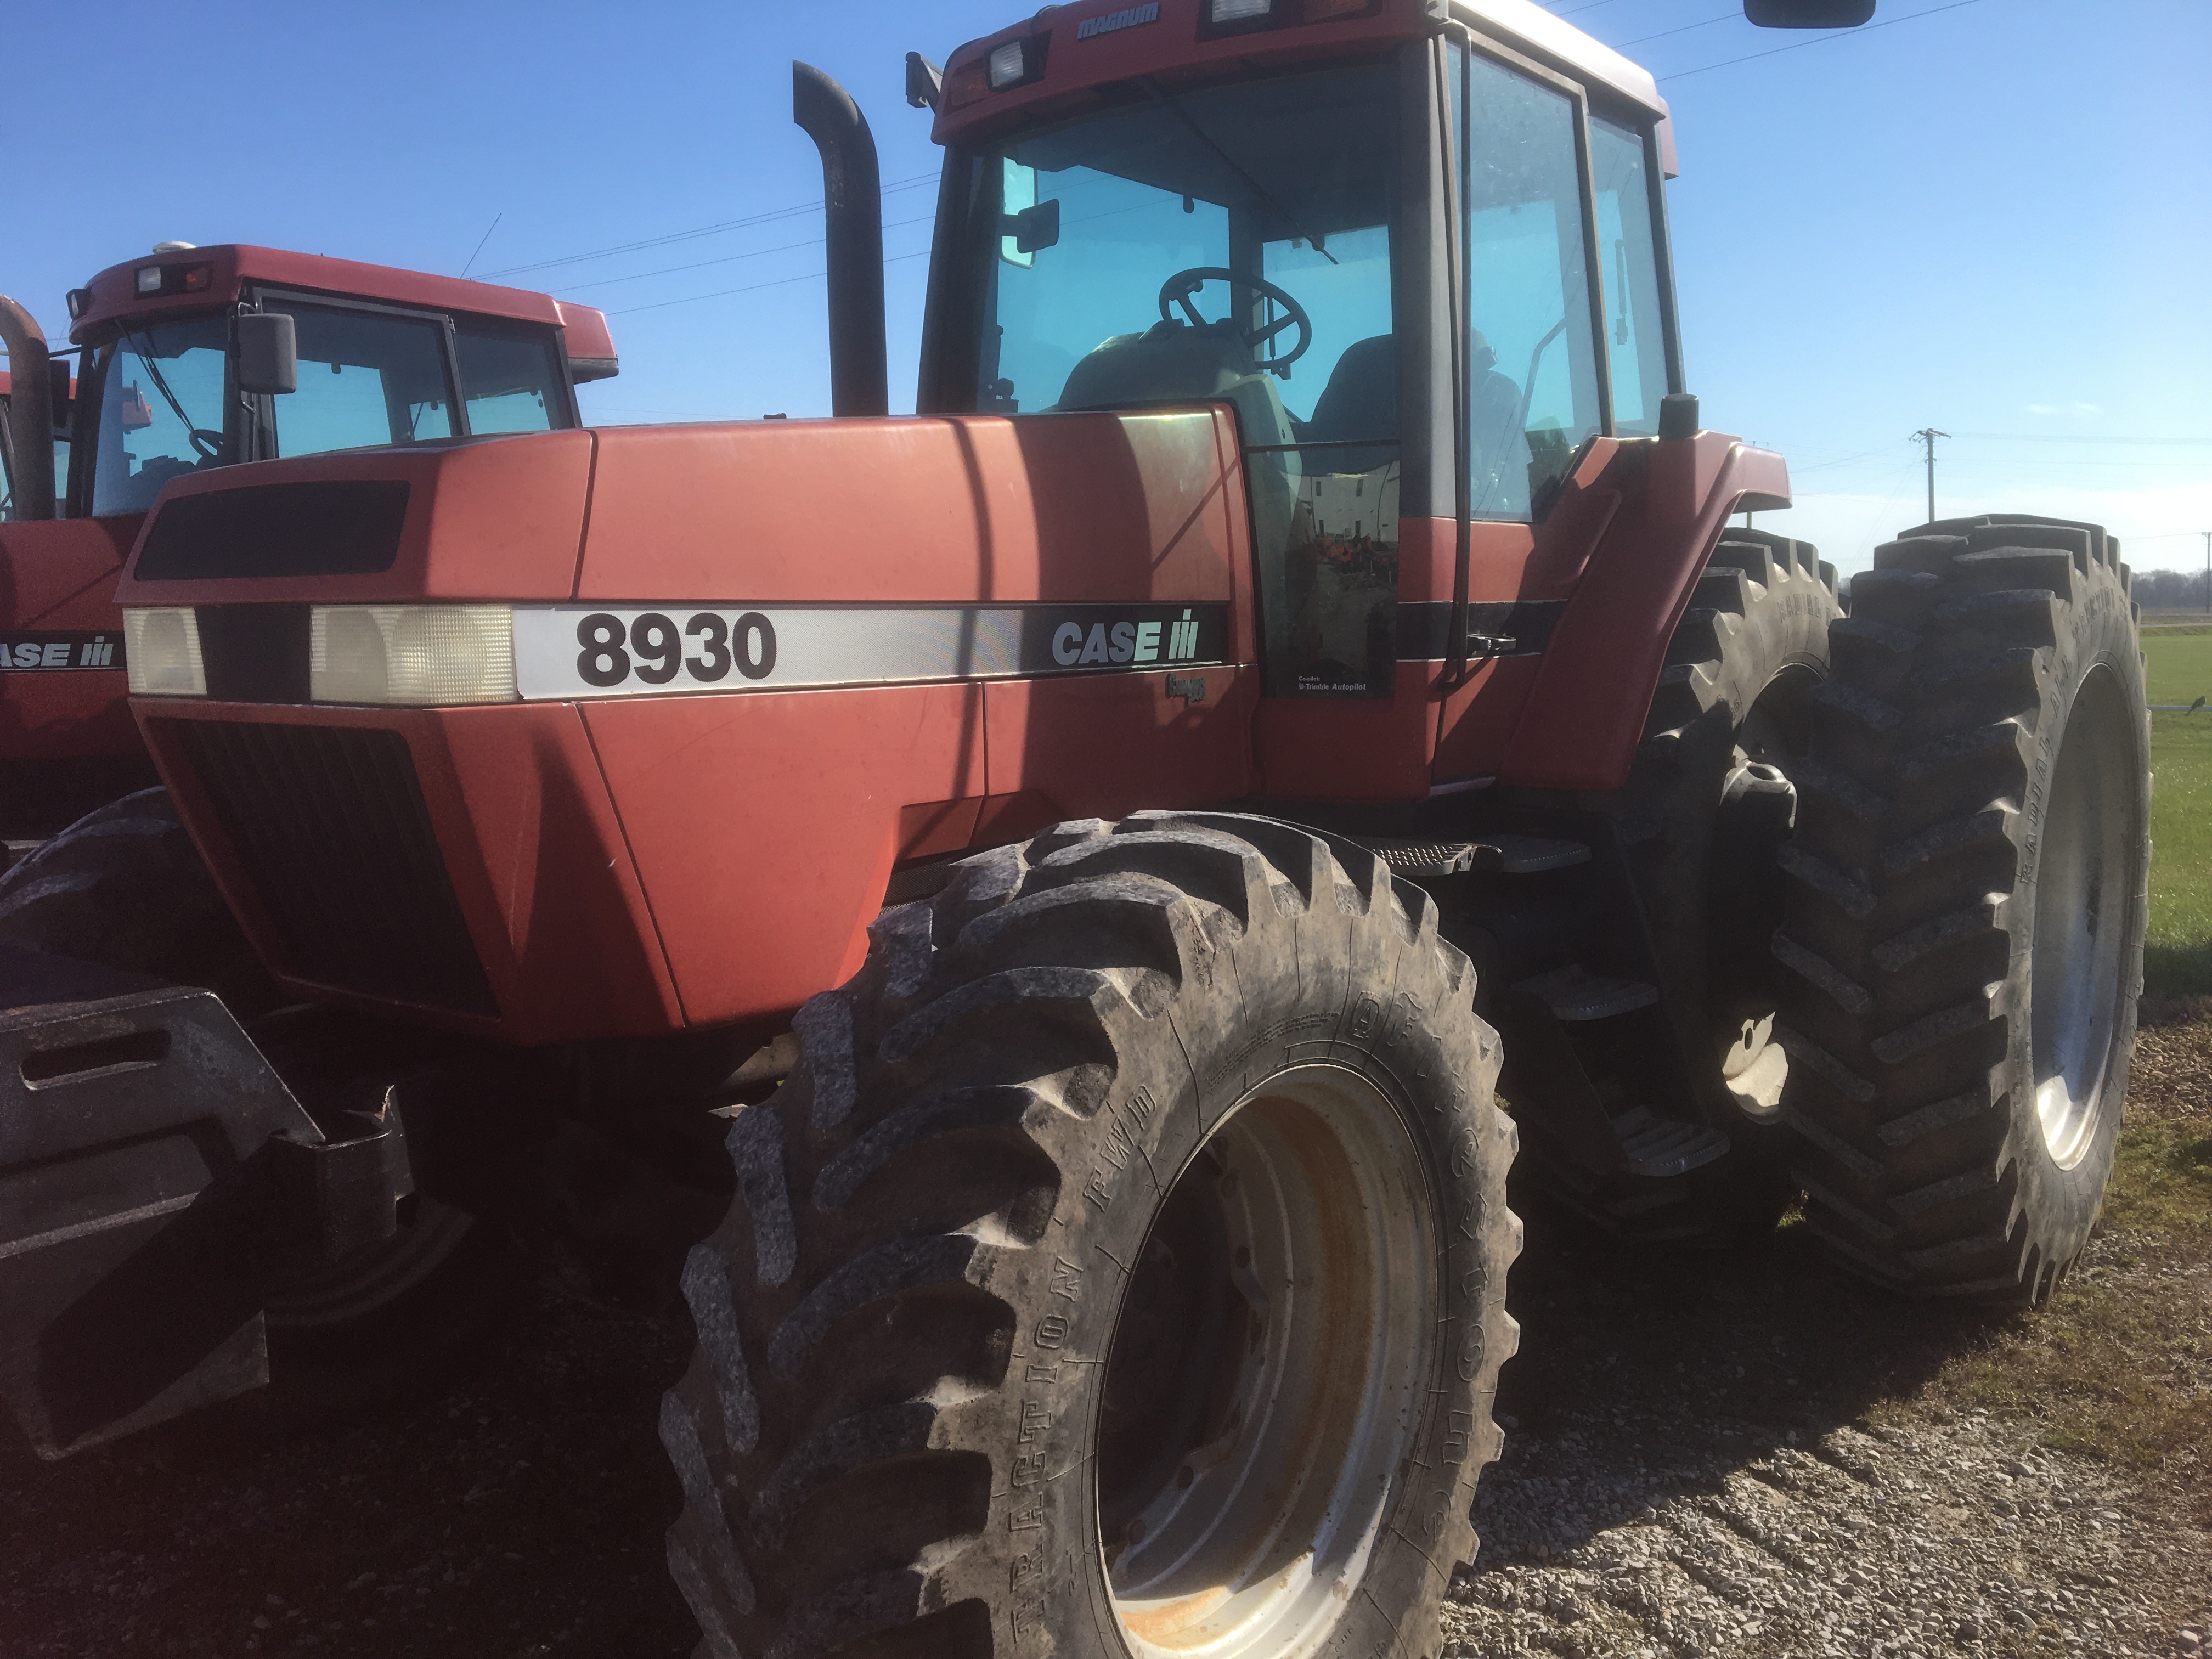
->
[1911,428,1949,525]
[2203,529,2210,617]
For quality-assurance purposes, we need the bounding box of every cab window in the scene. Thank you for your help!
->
[1590,114,1668,436]
[961,60,1403,698]
[1453,44,1604,520]
[90,315,230,516]
[263,301,455,458]
[455,322,569,435]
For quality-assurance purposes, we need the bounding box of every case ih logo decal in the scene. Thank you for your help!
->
[1076,2,1158,40]
[512,603,1228,702]
[0,632,122,672]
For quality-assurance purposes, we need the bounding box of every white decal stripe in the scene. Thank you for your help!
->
[510,605,1227,702]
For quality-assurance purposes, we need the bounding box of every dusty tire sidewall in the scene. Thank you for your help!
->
[1020,931,1501,1659]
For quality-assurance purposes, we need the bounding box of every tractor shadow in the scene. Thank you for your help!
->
[1481,1199,2005,1564]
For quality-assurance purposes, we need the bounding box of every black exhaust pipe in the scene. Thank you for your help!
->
[0,295,56,521]
[792,62,888,418]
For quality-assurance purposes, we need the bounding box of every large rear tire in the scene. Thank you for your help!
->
[663,812,1520,1659]
[1774,517,2148,1301]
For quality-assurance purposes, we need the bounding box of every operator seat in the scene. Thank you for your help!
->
[1053,318,1301,558]
[1301,333,1397,475]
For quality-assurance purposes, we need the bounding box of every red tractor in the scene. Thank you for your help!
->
[0,247,617,862]
[0,5,2147,1658]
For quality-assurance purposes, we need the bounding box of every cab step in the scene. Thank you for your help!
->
[1609,1105,1731,1179]
[1512,964,1660,1022]
[1361,832,1592,878]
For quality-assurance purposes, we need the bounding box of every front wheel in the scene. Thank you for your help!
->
[663,812,1520,1659]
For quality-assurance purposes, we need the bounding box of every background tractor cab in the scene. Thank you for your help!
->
[0,246,617,841]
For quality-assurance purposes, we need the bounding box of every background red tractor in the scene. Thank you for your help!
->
[0,246,616,858]
[0,4,2147,1658]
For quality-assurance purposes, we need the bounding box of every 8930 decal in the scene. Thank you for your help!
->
[510,602,1229,702]
[573,611,776,689]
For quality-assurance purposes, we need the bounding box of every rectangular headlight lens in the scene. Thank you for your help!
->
[124,607,206,696]
[1209,0,1274,20]
[310,605,517,706]
[134,264,163,296]
[986,40,1028,88]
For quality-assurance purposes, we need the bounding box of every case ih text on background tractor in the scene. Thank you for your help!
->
[0,3,2148,1658]
[0,249,618,868]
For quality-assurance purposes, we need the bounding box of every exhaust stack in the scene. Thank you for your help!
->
[792,62,888,418]
[0,296,56,521]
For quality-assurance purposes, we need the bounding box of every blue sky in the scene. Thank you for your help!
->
[14,0,2208,576]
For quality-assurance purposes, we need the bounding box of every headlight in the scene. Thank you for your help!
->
[986,40,1029,88]
[124,607,206,696]
[310,606,517,706]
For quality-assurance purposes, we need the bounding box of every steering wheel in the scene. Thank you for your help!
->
[189,428,224,461]
[1156,268,1313,371]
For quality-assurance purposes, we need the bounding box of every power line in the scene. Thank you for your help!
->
[479,171,940,281]
[1616,10,1738,50]
[607,249,932,317]
[554,212,939,295]
[1657,0,1982,82]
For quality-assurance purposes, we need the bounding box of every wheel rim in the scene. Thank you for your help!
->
[265,1195,476,1330]
[1094,1065,1436,1659]
[2030,664,2136,1169]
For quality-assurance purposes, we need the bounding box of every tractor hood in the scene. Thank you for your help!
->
[118,410,1250,615]
[116,409,1265,708]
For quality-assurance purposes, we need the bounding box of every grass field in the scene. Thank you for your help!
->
[2146,631,2212,995]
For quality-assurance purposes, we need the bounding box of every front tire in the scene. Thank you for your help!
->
[1774,516,2149,1301]
[663,812,1520,1659]
[0,788,527,1397]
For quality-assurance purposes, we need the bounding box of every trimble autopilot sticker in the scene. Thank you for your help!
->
[511,602,1229,702]
[0,632,124,672]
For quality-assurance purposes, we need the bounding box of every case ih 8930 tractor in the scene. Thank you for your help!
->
[0,3,2148,1657]
[0,250,617,857]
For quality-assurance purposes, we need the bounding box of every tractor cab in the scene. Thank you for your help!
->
[0,247,617,838]
[919,1,1680,715]
[58,246,618,516]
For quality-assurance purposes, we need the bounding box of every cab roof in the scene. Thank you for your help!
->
[934,0,1674,174]
[66,245,617,366]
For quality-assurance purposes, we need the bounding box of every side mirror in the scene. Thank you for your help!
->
[905,52,943,110]
[1744,0,1875,23]
[236,311,297,396]
[1005,198,1061,257]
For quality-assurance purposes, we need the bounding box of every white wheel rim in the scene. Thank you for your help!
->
[1096,1065,1437,1658]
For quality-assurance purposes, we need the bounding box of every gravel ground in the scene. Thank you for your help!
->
[1443,1224,2210,1659]
[3,1025,2205,1658]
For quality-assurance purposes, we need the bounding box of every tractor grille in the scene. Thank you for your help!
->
[168,721,496,1015]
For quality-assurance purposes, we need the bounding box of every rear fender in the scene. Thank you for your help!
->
[1497,432,1791,792]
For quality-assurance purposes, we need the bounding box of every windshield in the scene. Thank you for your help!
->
[91,316,229,516]
[955,60,1402,697]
